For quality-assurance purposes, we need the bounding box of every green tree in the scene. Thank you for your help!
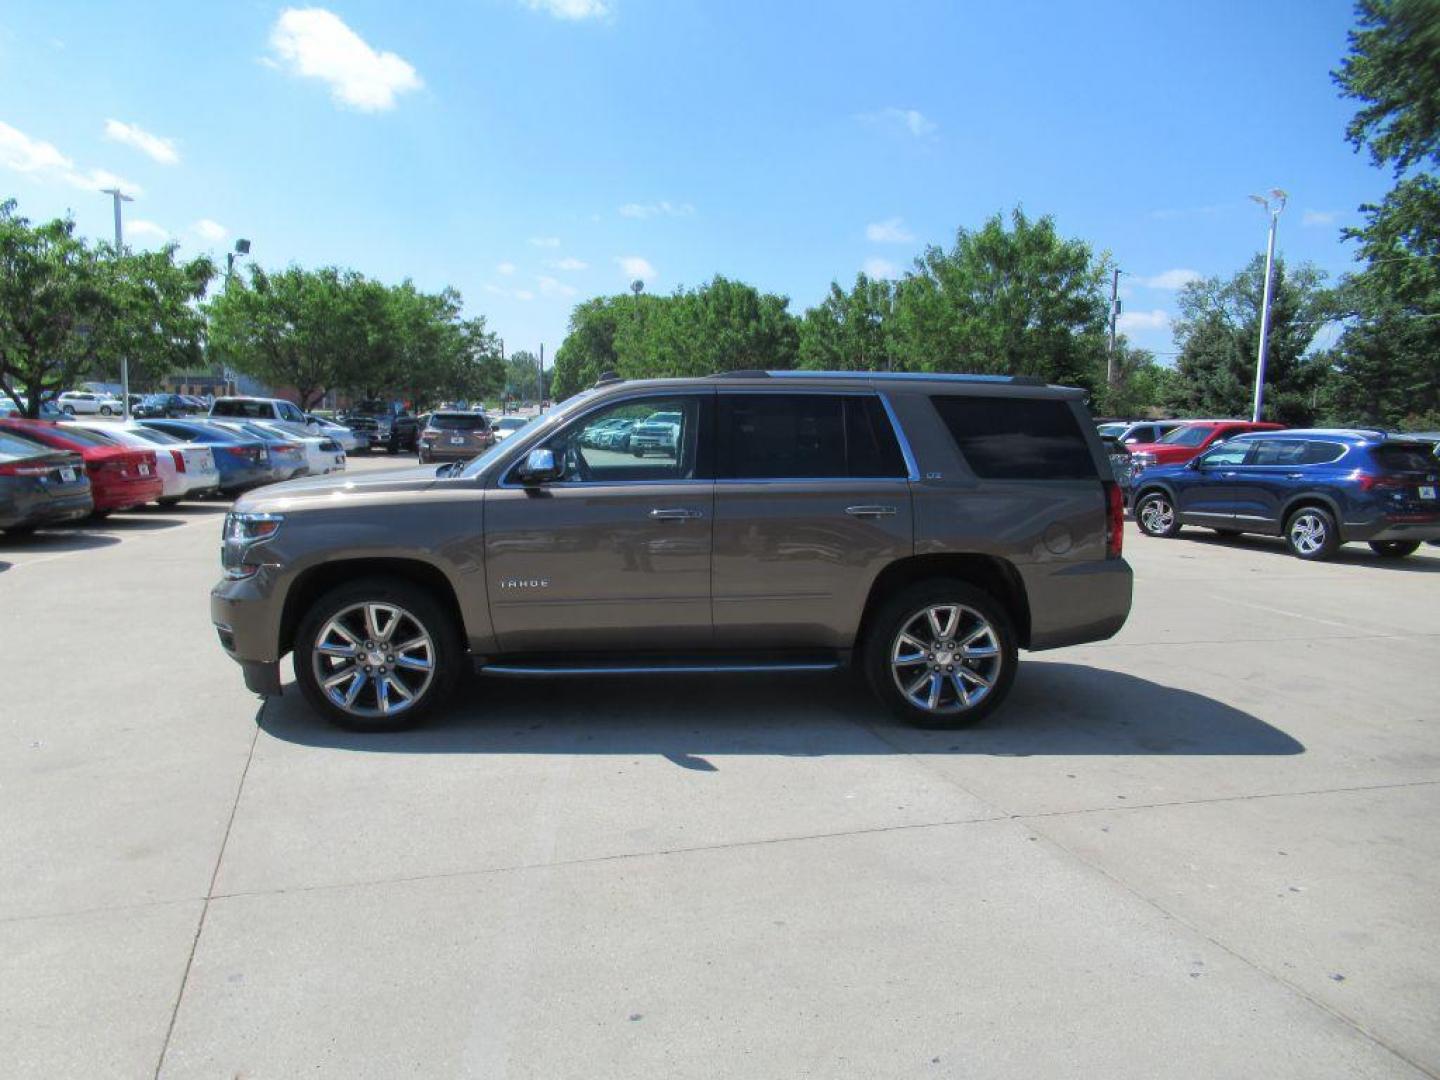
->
[1,199,213,417]
[887,208,1110,392]
[1328,0,1440,427]
[504,349,548,402]
[1167,256,1335,425]
[1096,341,1180,418]
[797,274,896,371]
[551,297,623,399]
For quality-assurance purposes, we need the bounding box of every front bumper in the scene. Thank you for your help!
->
[212,570,285,694]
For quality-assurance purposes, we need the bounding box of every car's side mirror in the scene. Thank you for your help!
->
[1187,457,1204,470]
[517,447,562,485]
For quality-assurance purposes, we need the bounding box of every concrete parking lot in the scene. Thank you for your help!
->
[3,455,1438,1079]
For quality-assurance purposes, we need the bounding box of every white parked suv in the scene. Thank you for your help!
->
[210,396,314,433]
[58,391,122,416]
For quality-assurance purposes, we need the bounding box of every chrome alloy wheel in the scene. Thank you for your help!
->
[1289,511,1328,556]
[1139,496,1174,534]
[311,602,435,719]
[890,603,1003,715]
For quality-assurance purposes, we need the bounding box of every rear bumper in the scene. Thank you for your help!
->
[1022,557,1134,651]
[93,478,164,511]
[0,490,94,529]
[1343,514,1440,543]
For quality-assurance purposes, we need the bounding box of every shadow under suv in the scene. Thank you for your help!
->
[212,372,1133,731]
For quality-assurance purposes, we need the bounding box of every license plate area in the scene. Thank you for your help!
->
[59,467,77,483]
[1421,485,1436,500]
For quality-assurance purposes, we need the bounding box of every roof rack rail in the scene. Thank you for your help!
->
[592,371,623,387]
[710,370,772,379]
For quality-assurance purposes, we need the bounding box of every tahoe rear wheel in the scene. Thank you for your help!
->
[864,580,1017,729]
[1285,506,1340,560]
[1136,491,1181,538]
[1369,540,1420,559]
[294,578,460,731]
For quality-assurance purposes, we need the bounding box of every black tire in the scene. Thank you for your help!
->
[1284,505,1340,560]
[632,450,644,458]
[90,510,111,520]
[863,579,1018,729]
[294,577,461,732]
[1369,540,1420,559]
[1135,490,1182,538]
[386,437,399,455]
[4,524,37,537]
[157,496,182,507]
[100,405,113,416]
[62,405,75,415]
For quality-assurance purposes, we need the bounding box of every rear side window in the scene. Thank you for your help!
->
[930,396,1097,480]
[1249,439,1307,466]
[213,400,271,418]
[717,394,907,480]
[1301,441,1346,465]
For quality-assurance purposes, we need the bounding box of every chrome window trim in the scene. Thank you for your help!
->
[878,392,920,482]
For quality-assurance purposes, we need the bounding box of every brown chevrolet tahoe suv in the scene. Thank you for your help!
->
[212,371,1132,731]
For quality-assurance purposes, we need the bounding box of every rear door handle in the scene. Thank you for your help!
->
[845,505,898,518]
[1286,473,1304,479]
[649,508,703,521]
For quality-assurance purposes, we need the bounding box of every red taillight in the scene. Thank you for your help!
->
[224,445,256,460]
[171,449,186,472]
[1354,473,1405,491]
[1104,481,1124,559]
[275,443,299,452]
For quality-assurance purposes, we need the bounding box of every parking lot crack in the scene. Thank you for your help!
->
[151,710,262,1080]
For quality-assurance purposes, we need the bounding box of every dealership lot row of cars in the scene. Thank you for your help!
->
[1101,417,1440,560]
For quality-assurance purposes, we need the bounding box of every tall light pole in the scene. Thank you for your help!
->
[101,187,134,419]
[1248,188,1287,423]
[1106,267,1124,395]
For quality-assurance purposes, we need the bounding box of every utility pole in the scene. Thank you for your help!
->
[537,343,545,411]
[1106,267,1122,394]
[102,188,134,419]
[1248,189,1287,423]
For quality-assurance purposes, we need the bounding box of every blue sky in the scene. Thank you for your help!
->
[0,0,1385,363]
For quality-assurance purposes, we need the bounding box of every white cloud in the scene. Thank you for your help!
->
[549,256,587,271]
[619,200,695,219]
[520,0,610,19]
[616,255,656,282]
[1117,309,1171,334]
[268,8,422,112]
[1139,268,1201,290]
[103,119,179,165]
[126,219,169,244]
[863,257,898,279]
[865,217,913,244]
[193,218,228,241]
[1302,209,1339,227]
[496,261,517,275]
[528,235,561,248]
[537,275,577,298]
[483,283,536,302]
[0,120,141,195]
[858,107,937,139]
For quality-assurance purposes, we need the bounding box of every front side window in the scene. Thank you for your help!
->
[519,395,705,484]
[1198,440,1254,467]
[717,394,906,480]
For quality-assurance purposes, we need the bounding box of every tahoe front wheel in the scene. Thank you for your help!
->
[864,580,1017,729]
[294,578,461,731]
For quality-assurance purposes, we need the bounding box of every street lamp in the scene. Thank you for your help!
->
[101,187,135,419]
[226,237,252,279]
[1248,188,1287,422]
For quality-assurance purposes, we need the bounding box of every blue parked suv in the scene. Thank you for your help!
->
[1132,429,1440,560]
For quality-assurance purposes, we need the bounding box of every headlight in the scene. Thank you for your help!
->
[222,512,283,579]
[1131,452,1156,470]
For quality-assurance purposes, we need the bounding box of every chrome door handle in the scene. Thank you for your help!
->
[1286,473,1304,479]
[649,508,703,521]
[845,505,898,518]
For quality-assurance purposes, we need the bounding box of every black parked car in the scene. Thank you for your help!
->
[134,393,196,419]
[0,429,93,535]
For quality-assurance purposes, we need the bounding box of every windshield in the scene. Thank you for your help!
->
[1097,423,1126,437]
[1160,424,1212,447]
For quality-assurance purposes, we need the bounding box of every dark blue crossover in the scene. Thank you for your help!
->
[1131,428,1440,560]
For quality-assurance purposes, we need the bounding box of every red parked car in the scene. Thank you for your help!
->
[1126,420,1285,471]
[0,419,163,515]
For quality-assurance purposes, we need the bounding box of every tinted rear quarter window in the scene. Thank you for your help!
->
[1373,444,1438,472]
[929,395,1096,480]
[718,394,906,479]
